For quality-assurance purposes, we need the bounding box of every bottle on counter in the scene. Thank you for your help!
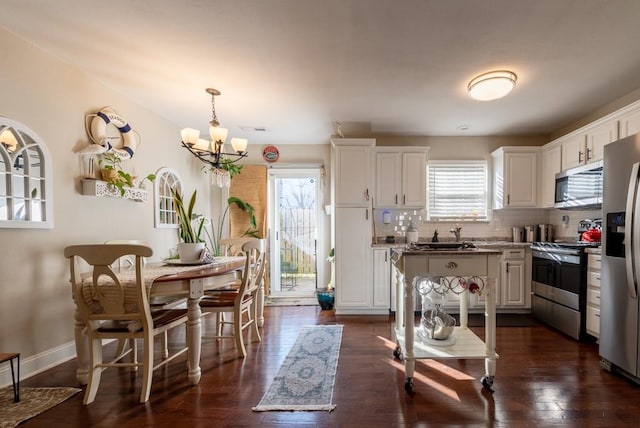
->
[407,221,419,244]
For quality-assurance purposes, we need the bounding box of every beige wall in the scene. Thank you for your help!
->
[0,27,213,382]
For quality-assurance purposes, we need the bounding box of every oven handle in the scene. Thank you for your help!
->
[625,162,640,299]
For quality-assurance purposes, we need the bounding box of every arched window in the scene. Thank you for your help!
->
[154,167,182,228]
[0,117,53,228]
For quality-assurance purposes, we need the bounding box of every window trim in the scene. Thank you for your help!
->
[426,159,489,222]
[0,117,54,229]
[153,167,182,229]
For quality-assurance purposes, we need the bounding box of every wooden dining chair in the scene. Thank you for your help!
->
[64,244,189,404]
[199,238,266,357]
[105,239,180,360]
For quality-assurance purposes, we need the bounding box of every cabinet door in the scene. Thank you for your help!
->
[502,259,526,307]
[372,249,391,309]
[375,152,401,207]
[561,134,587,170]
[402,152,427,207]
[505,152,537,207]
[619,107,640,139]
[335,208,371,308]
[540,145,561,208]
[335,146,371,207]
[586,121,617,163]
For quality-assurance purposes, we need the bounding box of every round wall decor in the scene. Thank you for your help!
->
[262,145,280,163]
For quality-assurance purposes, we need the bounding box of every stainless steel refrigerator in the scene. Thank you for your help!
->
[601,133,640,382]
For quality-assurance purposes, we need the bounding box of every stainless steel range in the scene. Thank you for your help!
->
[530,220,601,340]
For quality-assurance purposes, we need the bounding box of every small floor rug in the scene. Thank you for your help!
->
[253,324,343,412]
[0,386,81,428]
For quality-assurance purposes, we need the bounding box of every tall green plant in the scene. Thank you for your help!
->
[204,196,260,256]
[171,188,205,243]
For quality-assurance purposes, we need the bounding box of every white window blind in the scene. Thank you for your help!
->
[427,161,488,221]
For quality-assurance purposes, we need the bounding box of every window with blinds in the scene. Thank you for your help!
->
[427,161,488,221]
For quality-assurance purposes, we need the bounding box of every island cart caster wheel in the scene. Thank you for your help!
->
[481,376,494,391]
[404,378,414,393]
[393,346,402,360]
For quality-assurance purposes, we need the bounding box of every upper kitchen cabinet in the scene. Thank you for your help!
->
[491,147,539,209]
[560,120,617,171]
[374,148,428,208]
[618,102,640,139]
[331,139,375,207]
[540,143,562,208]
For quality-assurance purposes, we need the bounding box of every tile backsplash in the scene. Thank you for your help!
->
[373,208,602,242]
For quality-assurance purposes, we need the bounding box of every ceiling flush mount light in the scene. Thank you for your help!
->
[180,88,248,188]
[467,70,517,101]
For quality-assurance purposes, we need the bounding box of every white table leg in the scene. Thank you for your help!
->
[187,278,205,385]
[73,306,89,385]
[256,286,265,327]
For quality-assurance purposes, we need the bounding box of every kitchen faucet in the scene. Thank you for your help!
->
[450,226,462,241]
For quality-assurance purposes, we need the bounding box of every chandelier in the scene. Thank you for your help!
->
[180,88,248,187]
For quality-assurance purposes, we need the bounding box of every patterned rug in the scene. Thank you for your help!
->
[253,324,343,412]
[0,386,81,428]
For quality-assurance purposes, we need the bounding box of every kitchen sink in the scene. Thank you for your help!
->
[408,242,476,251]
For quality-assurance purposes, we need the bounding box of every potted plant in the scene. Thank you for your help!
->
[316,248,335,310]
[204,196,259,256]
[171,188,206,262]
[98,152,156,196]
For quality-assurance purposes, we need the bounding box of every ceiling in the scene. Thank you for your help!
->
[3,0,640,145]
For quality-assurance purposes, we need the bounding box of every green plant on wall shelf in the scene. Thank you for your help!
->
[98,152,156,196]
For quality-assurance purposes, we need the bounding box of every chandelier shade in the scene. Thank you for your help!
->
[180,88,248,187]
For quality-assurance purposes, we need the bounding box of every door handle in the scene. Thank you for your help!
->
[578,150,583,163]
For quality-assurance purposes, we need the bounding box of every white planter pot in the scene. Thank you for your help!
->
[177,242,205,263]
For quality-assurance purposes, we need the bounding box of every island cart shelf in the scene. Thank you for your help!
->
[391,249,501,393]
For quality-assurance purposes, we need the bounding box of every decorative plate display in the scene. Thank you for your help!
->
[262,145,280,163]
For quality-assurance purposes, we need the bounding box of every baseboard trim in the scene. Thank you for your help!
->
[0,341,77,388]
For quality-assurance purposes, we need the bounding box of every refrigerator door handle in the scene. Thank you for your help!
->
[625,162,640,299]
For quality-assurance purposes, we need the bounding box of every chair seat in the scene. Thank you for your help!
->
[96,309,188,332]
[200,293,252,308]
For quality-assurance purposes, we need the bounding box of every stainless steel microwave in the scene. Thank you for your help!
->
[554,160,603,210]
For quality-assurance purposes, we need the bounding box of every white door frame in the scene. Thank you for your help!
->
[268,168,325,293]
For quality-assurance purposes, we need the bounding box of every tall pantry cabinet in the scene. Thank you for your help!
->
[331,138,381,314]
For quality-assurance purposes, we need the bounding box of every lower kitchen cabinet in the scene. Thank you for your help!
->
[475,247,531,311]
[335,207,372,313]
[586,253,601,338]
[372,248,391,309]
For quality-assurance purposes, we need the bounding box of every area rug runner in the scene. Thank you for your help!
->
[253,324,343,412]
[0,386,81,428]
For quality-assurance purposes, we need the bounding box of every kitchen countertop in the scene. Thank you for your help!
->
[371,240,532,249]
[399,247,503,256]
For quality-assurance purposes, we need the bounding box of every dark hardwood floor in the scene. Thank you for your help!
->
[18,306,640,427]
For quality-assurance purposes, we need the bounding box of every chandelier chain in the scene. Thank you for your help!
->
[210,93,220,127]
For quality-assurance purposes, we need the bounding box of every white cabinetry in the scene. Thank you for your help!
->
[586,253,601,338]
[560,121,617,171]
[333,140,373,207]
[501,248,530,308]
[618,106,640,138]
[491,147,538,209]
[540,144,562,208]
[331,139,380,314]
[335,207,372,311]
[372,248,391,309]
[374,149,427,208]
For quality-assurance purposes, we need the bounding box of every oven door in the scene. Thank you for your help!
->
[531,249,583,310]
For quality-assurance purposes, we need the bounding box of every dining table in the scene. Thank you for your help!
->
[73,256,245,386]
